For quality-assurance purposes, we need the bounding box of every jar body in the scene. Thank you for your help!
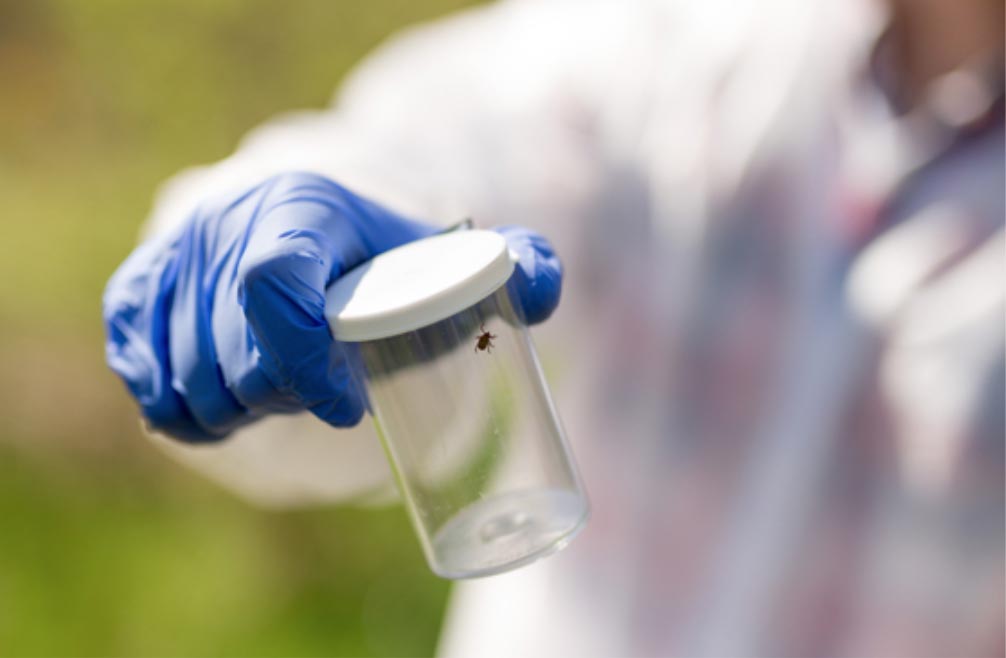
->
[354,284,588,578]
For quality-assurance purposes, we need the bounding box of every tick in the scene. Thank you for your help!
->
[474,324,497,353]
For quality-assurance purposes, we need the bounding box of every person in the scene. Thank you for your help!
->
[103,0,1004,655]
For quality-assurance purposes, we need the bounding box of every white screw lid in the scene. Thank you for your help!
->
[325,230,515,342]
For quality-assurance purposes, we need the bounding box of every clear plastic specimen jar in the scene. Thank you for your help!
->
[325,230,589,578]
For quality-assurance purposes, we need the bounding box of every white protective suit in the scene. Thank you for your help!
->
[142,0,1005,656]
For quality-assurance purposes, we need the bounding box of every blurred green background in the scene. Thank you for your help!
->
[0,0,483,655]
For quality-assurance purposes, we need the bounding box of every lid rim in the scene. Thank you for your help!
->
[324,230,515,342]
[332,274,511,342]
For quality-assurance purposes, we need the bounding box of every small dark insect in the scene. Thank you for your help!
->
[474,323,497,353]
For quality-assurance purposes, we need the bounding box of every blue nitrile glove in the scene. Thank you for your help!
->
[103,172,562,443]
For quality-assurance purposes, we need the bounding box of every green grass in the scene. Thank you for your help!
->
[0,446,451,656]
[0,0,483,655]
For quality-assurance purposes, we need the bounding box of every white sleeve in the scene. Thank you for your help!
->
[144,0,639,508]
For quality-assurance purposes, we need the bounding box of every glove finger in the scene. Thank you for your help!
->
[495,225,563,324]
[167,216,253,437]
[233,171,439,425]
[237,192,365,427]
[103,238,221,442]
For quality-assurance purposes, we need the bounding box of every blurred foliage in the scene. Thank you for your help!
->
[0,0,484,655]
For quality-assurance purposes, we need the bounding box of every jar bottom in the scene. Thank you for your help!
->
[429,488,589,579]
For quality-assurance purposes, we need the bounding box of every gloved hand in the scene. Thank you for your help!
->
[103,172,563,443]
